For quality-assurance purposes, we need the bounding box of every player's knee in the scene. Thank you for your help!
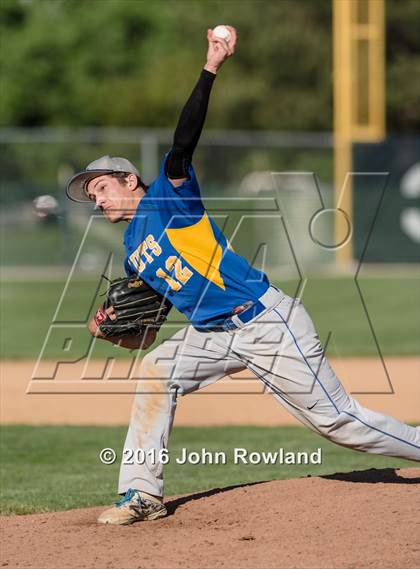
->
[313,413,353,445]
[137,353,172,397]
[312,414,341,434]
[141,354,161,378]
[140,353,172,384]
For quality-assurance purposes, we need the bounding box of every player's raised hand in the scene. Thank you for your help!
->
[204,25,237,74]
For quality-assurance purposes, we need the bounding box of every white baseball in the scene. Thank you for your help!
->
[212,25,231,42]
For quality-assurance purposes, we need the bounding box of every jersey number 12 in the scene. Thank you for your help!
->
[156,256,193,291]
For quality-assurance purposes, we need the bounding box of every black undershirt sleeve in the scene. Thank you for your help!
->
[165,69,216,179]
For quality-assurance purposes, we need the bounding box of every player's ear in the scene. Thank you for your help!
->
[126,173,138,191]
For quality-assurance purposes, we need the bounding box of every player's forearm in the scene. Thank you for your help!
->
[88,317,157,350]
[165,69,216,179]
[104,329,157,350]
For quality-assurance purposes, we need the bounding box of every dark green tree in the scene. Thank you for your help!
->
[0,0,418,131]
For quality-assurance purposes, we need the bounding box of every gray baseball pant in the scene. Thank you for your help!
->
[118,287,420,497]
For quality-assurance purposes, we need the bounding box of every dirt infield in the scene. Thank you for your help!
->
[1,357,419,425]
[1,467,419,569]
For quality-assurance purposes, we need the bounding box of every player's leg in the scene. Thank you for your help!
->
[235,295,420,461]
[98,324,244,524]
[117,324,245,498]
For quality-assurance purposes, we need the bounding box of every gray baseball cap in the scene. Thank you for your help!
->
[66,155,141,202]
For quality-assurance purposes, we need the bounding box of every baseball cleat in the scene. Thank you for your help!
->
[97,488,167,525]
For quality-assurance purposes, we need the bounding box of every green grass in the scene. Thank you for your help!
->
[0,425,415,515]
[0,275,418,358]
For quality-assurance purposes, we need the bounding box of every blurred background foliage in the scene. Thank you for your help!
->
[0,0,418,132]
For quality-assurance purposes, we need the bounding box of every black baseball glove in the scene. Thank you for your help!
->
[94,276,172,338]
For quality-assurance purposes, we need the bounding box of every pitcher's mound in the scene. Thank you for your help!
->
[1,468,419,569]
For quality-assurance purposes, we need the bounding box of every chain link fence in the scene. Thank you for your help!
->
[0,128,335,278]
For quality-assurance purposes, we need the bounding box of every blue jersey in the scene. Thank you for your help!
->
[123,154,270,328]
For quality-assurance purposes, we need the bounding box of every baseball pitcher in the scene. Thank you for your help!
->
[66,26,420,525]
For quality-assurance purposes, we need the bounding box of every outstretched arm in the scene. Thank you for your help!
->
[166,26,237,187]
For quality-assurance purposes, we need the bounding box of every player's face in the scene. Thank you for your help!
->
[86,175,136,223]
